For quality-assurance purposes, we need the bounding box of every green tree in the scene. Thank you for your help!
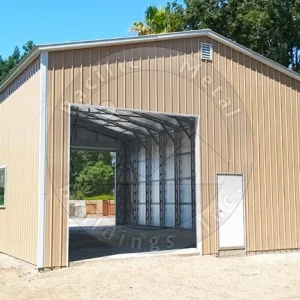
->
[130,5,167,35]
[130,2,185,35]
[132,0,300,72]
[0,187,4,206]
[22,40,35,58]
[184,0,229,33]
[70,150,113,196]
[165,1,186,32]
[184,0,300,71]
[0,41,35,84]
[75,161,114,199]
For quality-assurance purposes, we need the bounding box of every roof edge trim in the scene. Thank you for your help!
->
[1,29,300,93]
[0,48,41,93]
[206,31,300,82]
[37,29,211,51]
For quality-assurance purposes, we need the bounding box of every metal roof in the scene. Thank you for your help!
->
[1,29,300,93]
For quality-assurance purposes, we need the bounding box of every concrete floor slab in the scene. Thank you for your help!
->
[69,218,196,262]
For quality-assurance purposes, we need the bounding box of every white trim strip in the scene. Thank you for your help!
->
[37,30,211,50]
[195,117,202,254]
[66,104,71,267]
[37,51,48,269]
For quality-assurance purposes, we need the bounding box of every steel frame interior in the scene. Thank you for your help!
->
[70,105,197,231]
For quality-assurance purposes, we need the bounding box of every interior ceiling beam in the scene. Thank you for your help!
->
[73,116,128,125]
[71,107,196,147]
[175,116,194,125]
[175,117,192,139]
[71,113,130,137]
[73,110,148,137]
[147,128,159,146]
[133,132,147,149]
[72,123,132,142]
[71,117,135,141]
[96,108,162,133]
[130,111,179,130]
[84,109,149,136]
[71,115,155,148]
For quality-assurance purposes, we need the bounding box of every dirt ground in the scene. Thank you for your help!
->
[0,252,300,300]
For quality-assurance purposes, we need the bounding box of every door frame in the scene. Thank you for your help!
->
[215,173,247,252]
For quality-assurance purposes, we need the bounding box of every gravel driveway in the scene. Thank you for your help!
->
[0,251,300,299]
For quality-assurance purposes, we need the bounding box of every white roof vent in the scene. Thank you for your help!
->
[201,43,213,60]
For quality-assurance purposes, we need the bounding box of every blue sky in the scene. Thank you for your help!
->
[0,0,183,58]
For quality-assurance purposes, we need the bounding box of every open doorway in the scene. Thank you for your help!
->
[68,149,117,261]
[68,105,198,263]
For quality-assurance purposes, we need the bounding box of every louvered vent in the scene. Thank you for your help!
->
[201,43,212,60]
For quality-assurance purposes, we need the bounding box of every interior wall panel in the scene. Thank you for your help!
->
[46,35,300,267]
[125,129,195,229]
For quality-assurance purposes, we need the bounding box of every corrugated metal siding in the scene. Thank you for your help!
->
[46,36,300,267]
[0,59,40,264]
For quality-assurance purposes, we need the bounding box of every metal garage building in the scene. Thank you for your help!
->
[1,29,300,269]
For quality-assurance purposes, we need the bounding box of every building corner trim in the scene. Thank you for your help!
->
[37,51,48,269]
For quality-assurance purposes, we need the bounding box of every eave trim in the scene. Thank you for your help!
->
[0,48,40,93]
[1,29,300,93]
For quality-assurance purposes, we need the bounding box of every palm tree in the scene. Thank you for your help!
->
[130,5,168,36]
[130,21,151,36]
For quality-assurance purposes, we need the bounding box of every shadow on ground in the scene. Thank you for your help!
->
[69,225,196,262]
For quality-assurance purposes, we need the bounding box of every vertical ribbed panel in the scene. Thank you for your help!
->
[46,36,300,267]
[0,59,40,265]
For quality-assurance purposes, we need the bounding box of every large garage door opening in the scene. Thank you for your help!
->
[68,104,198,262]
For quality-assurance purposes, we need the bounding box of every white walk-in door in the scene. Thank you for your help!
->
[217,174,245,249]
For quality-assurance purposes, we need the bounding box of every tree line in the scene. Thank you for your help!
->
[0,41,35,84]
[130,0,300,72]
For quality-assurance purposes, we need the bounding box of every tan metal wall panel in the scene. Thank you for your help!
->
[0,59,40,265]
[46,36,300,267]
[45,52,68,268]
